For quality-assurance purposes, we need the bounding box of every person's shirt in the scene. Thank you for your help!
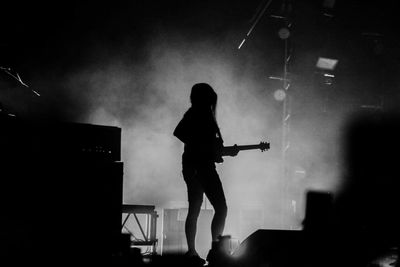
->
[173,106,223,162]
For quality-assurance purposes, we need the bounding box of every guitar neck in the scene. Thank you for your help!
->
[225,144,260,151]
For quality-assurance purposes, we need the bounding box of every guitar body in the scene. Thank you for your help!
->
[213,138,225,163]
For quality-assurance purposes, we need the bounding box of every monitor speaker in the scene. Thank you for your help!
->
[233,229,304,267]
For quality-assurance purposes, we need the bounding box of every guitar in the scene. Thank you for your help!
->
[215,141,270,163]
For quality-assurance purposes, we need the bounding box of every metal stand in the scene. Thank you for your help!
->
[238,0,296,228]
[278,3,294,229]
[121,204,158,254]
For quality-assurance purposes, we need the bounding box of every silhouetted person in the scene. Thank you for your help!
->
[173,83,238,264]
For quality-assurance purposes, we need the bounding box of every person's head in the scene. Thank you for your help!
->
[190,83,217,113]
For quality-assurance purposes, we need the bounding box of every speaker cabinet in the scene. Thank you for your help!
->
[1,160,123,264]
[0,118,123,264]
[233,229,305,267]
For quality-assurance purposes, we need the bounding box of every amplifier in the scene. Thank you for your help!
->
[0,116,121,162]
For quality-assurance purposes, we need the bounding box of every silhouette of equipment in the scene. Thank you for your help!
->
[0,116,123,264]
[233,229,305,267]
[121,204,158,253]
[231,191,334,267]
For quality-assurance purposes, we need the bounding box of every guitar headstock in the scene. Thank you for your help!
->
[259,141,270,152]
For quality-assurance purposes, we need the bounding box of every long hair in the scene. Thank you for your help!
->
[190,83,222,139]
[190,83,218,117]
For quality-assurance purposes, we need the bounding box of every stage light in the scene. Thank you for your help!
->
[278,27,290,39]
[219,235,233,255]
[274,89,286,101]
[316,57,338,70]
[230,240,246,259]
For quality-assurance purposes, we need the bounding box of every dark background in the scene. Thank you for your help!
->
[2,0,400,262]
[2,0,400,108]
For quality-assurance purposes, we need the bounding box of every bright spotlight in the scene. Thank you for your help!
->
[316,57,338,70]
[274,89,286,101]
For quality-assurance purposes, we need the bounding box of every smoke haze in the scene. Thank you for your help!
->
[3,1,379,241]
[40,26,344,240]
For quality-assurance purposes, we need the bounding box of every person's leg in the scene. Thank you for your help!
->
[183,163,204,255]
[185,190,203,254]
[198,165,227,242]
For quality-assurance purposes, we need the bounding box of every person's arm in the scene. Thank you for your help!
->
[173,118,188,144]
[173,112,195,145]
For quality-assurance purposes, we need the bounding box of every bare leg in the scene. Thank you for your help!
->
[182,161,204,255]
[200,166,227,241]
[185,198,202,254]
[210,200,227,241]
